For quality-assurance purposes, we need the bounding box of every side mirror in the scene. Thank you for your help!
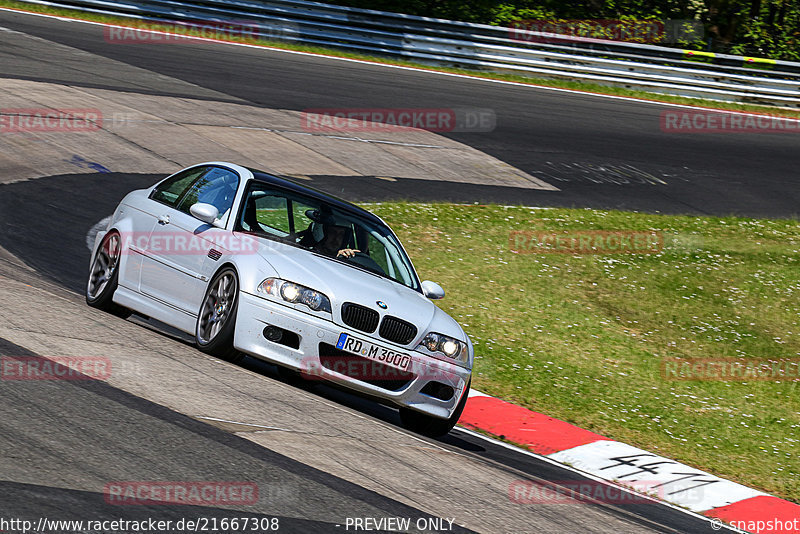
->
[421,280,445,300]
[190,203,220,225]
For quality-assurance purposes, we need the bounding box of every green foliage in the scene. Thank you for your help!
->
[327,0,800,61]
[728,2,800,62]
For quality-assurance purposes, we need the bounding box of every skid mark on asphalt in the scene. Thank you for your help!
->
[534,162,669,185]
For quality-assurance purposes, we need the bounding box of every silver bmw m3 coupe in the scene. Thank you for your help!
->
[87,162,472,436]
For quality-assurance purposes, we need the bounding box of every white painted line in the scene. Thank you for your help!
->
[454,427,744,532]
[3,7,799,121]
[549,440,765,513]
[323,136,444,148]
[467,388,490,398]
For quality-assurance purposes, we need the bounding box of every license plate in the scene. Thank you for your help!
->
[336,333,412,372]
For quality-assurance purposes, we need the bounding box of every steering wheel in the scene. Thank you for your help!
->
[343,252,385,275]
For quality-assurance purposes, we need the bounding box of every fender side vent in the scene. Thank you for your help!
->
[208,249,222,261]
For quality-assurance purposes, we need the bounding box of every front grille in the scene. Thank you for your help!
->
[318,343,413,391]
[341,302,379,333]
[379,316,417,345]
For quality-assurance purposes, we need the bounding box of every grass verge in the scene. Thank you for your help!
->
[1,0,799,118]
[365,202,800,503]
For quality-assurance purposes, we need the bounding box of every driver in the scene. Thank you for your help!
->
[296,207,361,258]
[315,224,360,258]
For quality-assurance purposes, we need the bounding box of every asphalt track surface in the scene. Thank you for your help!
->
[2,10,799,218]
[0,336,457,533]
[0,9,767,534]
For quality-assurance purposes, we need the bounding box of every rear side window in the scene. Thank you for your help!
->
[150,166,208,207]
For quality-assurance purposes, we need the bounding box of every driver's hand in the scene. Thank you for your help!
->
[337,248,361,258]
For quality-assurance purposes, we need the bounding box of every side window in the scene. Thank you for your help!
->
[239,186,320,239]
[240,189,291,237]
[177,167,240,225]
[291,200,316,234]
[150,167,208,207]
[255,194,291,235]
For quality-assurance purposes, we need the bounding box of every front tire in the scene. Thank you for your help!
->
[86,231,131,318]
[196,267,243,363]
[399,379,471,438]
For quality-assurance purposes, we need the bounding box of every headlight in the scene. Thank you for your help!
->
[418,332,468,364]
[258,278,332,313]
[280,282,301,302]
[422,333,440,352]
[441,339,460,357]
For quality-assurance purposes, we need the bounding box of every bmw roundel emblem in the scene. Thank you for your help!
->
[376,301,387,309]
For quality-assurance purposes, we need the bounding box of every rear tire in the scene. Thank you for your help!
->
[86,231,131,318]
[196,267,243,363]
[399,379,471,438]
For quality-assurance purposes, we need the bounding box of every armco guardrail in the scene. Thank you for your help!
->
[14,0,800,106]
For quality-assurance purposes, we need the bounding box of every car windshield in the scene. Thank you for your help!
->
[236,181,420,290]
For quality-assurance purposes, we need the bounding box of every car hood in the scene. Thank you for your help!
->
[252,239,465,344]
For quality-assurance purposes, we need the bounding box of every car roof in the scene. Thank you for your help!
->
[247,168,384,225]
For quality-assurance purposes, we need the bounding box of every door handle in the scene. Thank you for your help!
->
[157,215,170,225]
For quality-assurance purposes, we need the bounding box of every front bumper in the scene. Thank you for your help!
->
[234,291,471,419]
